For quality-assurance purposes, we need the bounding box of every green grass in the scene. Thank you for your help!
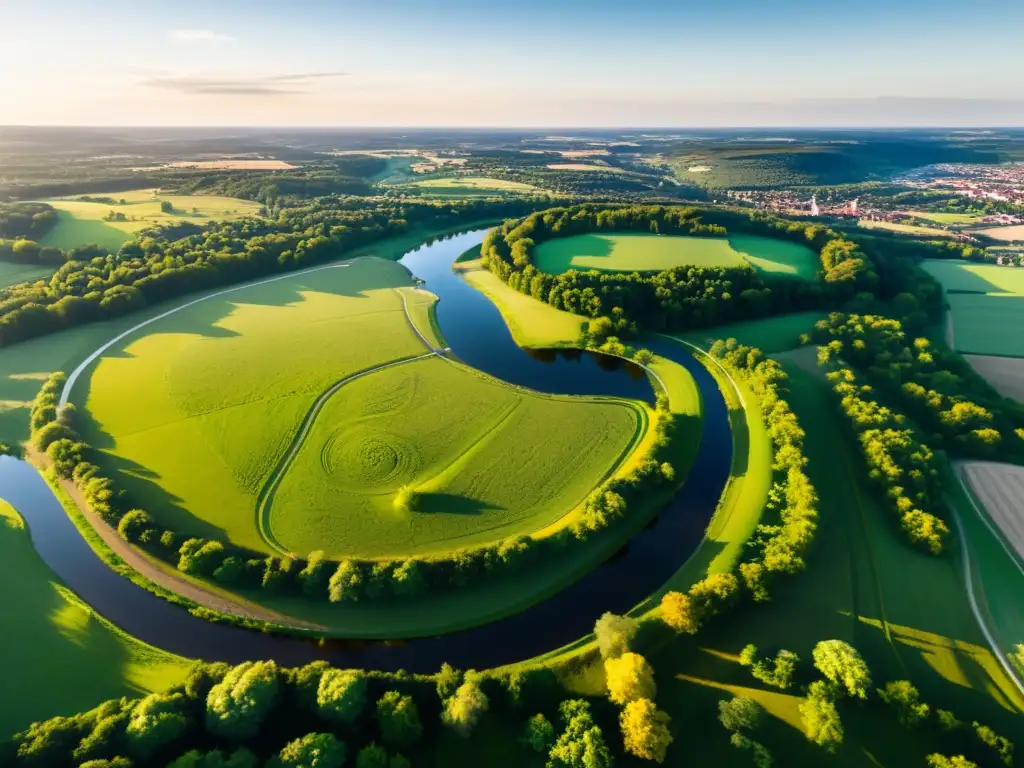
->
[411,177,539,196]
[455,259,586,347]
[36,189,262,251]
[532,232,819,279]
[910,211,981,225]
[858,219,952,238]
[0,498,190,735]
[271,355,641,558]
[78,258,433,553]
[674,311,826,354]
[921,260,1024,356]
[0,261,52,290]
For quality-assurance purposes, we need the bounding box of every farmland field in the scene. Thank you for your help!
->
[922,260,1024,356]
[36,188,262,251]
[76,257,434,553]
[532,232,819,279]
[858,219,951,237]
[910,210,981,225]
[0,496,189,735]
[270,355,641,557]
[0,260,52,290]
[411,176,539,195]
[977,224,1024,242]
[963,354,1024,400]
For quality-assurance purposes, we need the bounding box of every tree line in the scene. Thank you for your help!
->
[480,204,879,334]
[31,372,681,609]
[0,196,555,348]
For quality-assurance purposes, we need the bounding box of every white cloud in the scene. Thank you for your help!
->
[168,29,235,44]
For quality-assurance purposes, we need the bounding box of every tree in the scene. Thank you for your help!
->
[728,733,773,768]
[125,692,189,758]
[117,509,155,543]
[547,699,614,768]
[521,713,555,753]
[442,678,489,737]
[317,669,367,725]
[605,652,656,705]
[660,591,700,634]
[329,560,363,602]
[436,663,463,700]
[717,695,762,733]
[620,698,673,763]
[205,661,280,740]
[355,743,388,768]
[738,645,799,690]
[594,612,638,659]
[633,348,654,366]
[375,691,422,749]
[926,757,978,768]
[167,748,258,767]
[269,733,346,768]
[393,485,419,513]
[877,680,929,727]
[799,681,843,751]
[812,640,871,699]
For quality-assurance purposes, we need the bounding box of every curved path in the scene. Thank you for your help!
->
[3,229,734,671]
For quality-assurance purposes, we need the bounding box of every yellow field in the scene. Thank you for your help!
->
[546,163,624,173]
[167,159,295,170]
[36,188,262,251]
[413,177,539,194]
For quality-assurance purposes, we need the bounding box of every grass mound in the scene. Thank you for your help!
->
[36,189,261,251]
[0,497,189,734]
[532,233,818,279]
[270,356,641,558]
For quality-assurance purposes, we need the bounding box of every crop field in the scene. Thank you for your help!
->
[963,354,1024,400]
[36,188,262,251]
[78,258,434,552]
[545,163,625,172]
[532,232,819,279]
[270,356,641,558]
[910,210,981,225]
[0,260,52,290]
[858,219,952,237]
[922,260,1024,356]
[673,311,825,353]
[411,176,539,195]
[0,497,189,735]
[977,224,1024,242]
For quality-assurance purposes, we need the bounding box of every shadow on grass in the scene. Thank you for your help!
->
[415,492,497,516]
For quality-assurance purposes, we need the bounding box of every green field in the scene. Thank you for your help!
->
[36,189,262,251]
[911,211,981,225]
[674,311,826,354]
[922,260,1024,356]
[532,233,819,279]
[0,261,52,290]
[271,355,641,557]
[411,176,539,196]
[858,219,952,238]
[0,497,189,735]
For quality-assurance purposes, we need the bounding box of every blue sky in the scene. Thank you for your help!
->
[2,0,1023,126]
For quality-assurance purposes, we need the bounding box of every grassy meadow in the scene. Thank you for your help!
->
[674,311,826,354]
[271,355,642,558]
[532,232,819,279]
[0,261,53,290]
[411,176,539,196]
[36,189,262,251]
[78,258,431,553]
[0,498,189,735]
[858,219,952,238]
[922,259,1024,356]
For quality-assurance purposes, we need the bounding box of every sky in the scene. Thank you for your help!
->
[2,0,1023,127]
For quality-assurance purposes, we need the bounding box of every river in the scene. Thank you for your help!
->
[0,228,731,671]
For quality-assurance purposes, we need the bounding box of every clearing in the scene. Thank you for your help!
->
[0,496,189,735]
[532,232,819,279]
[922,259,1024,356]
[0,261,52,290]
[36,188,262,251]
[270,355,641,558]
[411,177,539,196]
[964,354,1024,400]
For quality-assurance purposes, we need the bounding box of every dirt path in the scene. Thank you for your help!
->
[28,448,323,630]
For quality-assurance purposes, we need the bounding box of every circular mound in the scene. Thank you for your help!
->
[320,424,420,493]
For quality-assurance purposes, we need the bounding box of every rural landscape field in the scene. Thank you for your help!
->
[2,1,1024,765]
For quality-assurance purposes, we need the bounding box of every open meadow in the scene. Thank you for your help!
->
[411,176,539,196]
[0,497,189,735]
[532,232,819,279]
[922,259,1024,356]
[673,311,825,354]
[858,219,952,237]
[0,261,52,290]
[36,188,262,251]
[271,355,641,557]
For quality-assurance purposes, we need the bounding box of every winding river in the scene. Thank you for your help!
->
[0,229,731,671]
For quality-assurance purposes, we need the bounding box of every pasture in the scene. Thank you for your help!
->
[910,210,981,225]
[270,356,641,558]
[532,232,819,279]
[0,497,189,735]
[673,311,825,354]
[858,219,951,237]
[77,258,431,553]
[412,177,539,196]
[0,261,52,290]
[922,260,1024,356]
[36,188,262,251]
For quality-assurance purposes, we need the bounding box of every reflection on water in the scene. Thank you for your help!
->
[0,228,731,671]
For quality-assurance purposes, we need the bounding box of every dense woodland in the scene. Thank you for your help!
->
[0,202,58,241]
[481,204,878,333]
